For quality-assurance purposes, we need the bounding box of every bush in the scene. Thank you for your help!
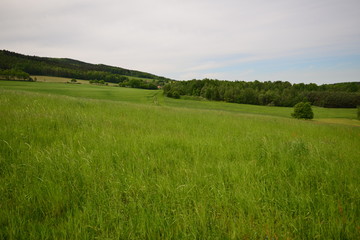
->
[172,91,180,99]
[166,91,173,98]
[166,91,180,99]
[291,102,314,119]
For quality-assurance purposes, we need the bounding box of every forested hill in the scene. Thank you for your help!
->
[0,50,171,84]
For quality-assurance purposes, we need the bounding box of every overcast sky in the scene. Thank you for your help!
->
[1,0,360,84]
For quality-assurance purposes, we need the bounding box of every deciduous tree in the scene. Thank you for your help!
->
[291,102,314,119]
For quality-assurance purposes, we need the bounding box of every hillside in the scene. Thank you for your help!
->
[0,50,171,86]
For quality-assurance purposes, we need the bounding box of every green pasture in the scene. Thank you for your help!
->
[0,81,360,239]
[32,74,156,86]
[162,96,358,121]
[31,75,90,84]
[0,80,358,122]
[0,80,159,104]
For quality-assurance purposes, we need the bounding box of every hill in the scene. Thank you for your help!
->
[0,50,171,86]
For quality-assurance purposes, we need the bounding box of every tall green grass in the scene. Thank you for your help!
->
[1,89,359,239]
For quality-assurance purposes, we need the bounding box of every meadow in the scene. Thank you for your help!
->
[0,80,159,104]
[0,80,358,123]
[31,75,152,87]
[31,76,91,84]
[0,80,359,239]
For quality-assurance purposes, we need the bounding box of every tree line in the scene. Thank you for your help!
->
[0,68,33,81]
[163,79,360,108]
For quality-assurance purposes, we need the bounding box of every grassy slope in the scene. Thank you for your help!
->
[0,88,359,239]
[0,80,358,122]
[0,80,159,104]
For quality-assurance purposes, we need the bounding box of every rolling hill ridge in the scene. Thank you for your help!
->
[0,50,171,85]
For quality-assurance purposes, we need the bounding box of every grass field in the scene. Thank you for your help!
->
[0,80,358,123]
[0,81,360,239]
[31,76,91,84]
[0,80,159,104]
[31,75,157,86]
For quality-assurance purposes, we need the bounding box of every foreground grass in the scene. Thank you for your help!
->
[1,89,359,239]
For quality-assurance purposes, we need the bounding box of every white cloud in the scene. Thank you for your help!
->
[1,0,360,83]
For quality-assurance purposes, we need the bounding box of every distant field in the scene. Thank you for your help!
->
[0,87,359,239]
[162,96,359,121]
[32,75,156,86]
[0,80,159,104]
[0,80,358,125]
[32,75,90,84]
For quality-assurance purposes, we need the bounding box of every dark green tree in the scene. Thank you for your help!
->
[291,102,314,119]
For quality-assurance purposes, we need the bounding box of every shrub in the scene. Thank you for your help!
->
[172,91,180,99]
[166,91,173,98]
[166,91,180,99]
[291,102,314,119]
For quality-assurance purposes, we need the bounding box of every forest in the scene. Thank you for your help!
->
[164,79,360,108]
[0,50,170,87]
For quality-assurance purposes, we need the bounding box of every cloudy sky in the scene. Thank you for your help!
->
[1,0,359,84]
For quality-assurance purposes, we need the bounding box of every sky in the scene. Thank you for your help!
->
[1,0,360,84]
